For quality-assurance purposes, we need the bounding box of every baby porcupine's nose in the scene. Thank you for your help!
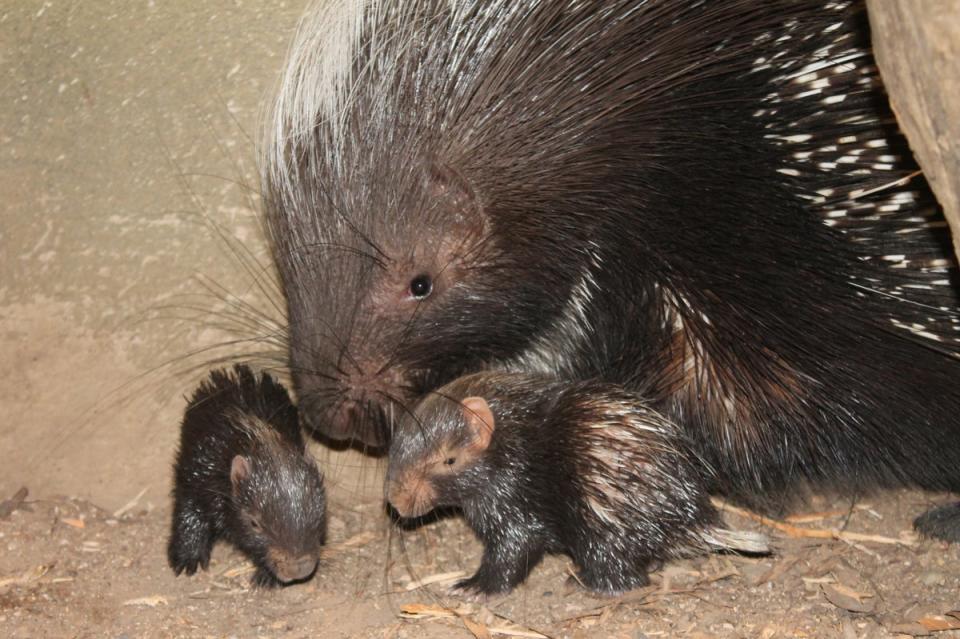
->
[387,479,413,517]
[386,473,436,519]
[273,553,318,583]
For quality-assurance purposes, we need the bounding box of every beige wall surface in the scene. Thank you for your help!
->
[0,1,382,511]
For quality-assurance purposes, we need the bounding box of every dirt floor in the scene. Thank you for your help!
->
[3,1,960,638]
[3,485,960,638]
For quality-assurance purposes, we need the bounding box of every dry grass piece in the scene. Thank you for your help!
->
[122,595,169,607]
[327,530,378,551]
[462,616,493,639]
[919,615,960,632]
[784,505,871,524]
[398,603,550,638]
[0,564,52,590]
[112,487,149,518]
[712,498,916,546]
[821,582,875,613]
[403,570,467,591]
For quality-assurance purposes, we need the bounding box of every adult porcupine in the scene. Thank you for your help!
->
[262,0,960,538]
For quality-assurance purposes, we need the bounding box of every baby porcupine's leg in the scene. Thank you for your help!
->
[168,498,216,576]
[914,502,960,542]
[573,551,652,596]
[454,536,546,596]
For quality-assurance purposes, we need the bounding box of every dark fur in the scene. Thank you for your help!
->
[168,365,327,587]
[914,502,960,542]
[388,372,763,595]
[264,1,960,542]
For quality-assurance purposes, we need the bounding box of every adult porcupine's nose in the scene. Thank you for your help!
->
[299,361,406,446]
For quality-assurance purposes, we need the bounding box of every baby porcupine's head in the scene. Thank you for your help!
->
[229,415,327,585]
[386,390,496,519]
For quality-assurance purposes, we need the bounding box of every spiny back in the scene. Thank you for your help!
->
[263,0,958,349]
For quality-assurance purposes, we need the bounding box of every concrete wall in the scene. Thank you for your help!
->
[0,1,386,512]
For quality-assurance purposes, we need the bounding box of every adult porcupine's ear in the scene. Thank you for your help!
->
[425,159,488,234]
[427,160,475,208]
[461,396,494,451]
[230,455,251,489]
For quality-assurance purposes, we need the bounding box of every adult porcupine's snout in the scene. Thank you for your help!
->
[296,359,410,447]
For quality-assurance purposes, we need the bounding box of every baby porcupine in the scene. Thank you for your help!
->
[168,365,327,587]
[387,371,767,596]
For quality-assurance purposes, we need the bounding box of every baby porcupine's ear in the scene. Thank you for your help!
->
[461,397,494,451]
[230,455,251,489]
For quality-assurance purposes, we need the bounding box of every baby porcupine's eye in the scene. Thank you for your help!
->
[444,457,456,465]
[409,274,432,299]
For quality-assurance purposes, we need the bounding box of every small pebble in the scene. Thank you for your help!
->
[920,572,944,586]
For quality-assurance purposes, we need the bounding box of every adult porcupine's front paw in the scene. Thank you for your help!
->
[914,501,960,542]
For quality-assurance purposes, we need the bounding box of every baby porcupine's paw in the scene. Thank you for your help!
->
[449,574,510,602]
[566,569,650,598]
[167,530,213,577]
[168,508,214,577]
[914,502,960,543]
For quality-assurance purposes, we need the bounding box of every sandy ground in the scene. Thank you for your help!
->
[2,1,960,638]
[3,487,960,638]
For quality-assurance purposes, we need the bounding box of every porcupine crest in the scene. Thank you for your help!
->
[757,2,960,342]
[640,2,960,503]
[261,0,960,506]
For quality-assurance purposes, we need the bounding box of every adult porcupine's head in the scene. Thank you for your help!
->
[261,0,614,447]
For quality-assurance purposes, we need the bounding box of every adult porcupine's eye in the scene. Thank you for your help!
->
[248,516,262,531]
[409,275,432,299]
